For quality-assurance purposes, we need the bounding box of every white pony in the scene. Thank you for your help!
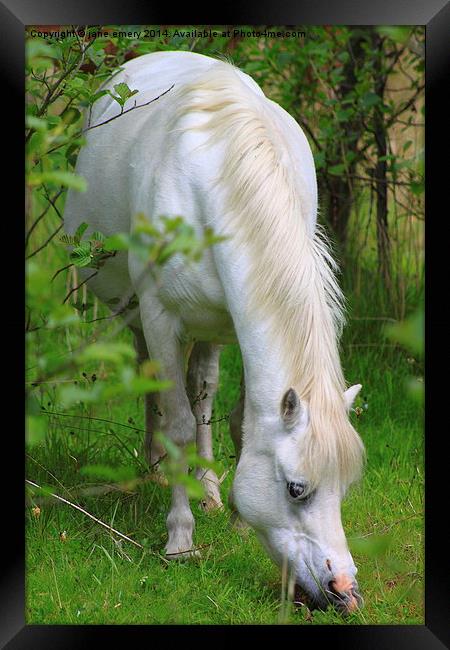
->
[64,51,365,614]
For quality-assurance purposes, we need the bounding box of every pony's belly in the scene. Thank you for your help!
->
[181,309,237,344]
[160,287,237,344]
[157,251,236,343]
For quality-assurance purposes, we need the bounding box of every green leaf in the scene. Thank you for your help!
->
[277,52,293,67]
[156,433,182,461]
[385,309,424,357]
[112,82,139,106]
[78,341,136,364]
[28,171,87,192]
[403,140,413,153]
[80,464,137,483]
[376,26,411,44]
[62,107,81,125]
[328,164,346,176]
[65,142,81,167]
[28,57,56,72]
[349,534,393,558]
[59,233,77,245]
[160,216,185,233]
[314,151,326,169]
[337,51,350,63]
[70,240,93,267]
[186,450,221,475]
[26,413,47,446]
[336,108,353,122]
[26,39,59,61]
[177,474,205,499]
[92,90,110,104]
[406,377,424,405]
[410,180,424,196]
[104,233,131,251]
[47,304,80,328]
[158,235,197,263]
[415,60,425,73]
[134,217,160,237]
[70,254,93,268]
[102,378,171,400]
[90,230,106,243]
[243,61,264,73]
[361,92,381,109]
[59,383,103,407]
[26,115,48,132]
[75,222,89,242]
[113,82,134,99]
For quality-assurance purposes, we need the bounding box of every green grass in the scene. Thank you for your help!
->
[26,327,424,625]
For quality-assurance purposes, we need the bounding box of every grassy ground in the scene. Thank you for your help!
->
[26,320,424,625]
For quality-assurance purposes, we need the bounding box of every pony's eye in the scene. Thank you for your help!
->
[287,481,308,500]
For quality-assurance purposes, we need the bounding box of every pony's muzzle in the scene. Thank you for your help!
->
[327,575,363,614]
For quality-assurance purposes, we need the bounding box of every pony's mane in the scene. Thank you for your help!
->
[172,61,365,488]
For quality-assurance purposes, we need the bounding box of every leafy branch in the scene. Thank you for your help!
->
[83,83,175,133]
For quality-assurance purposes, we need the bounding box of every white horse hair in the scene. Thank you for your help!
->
[171,65,364,489]
[64,51,365,614]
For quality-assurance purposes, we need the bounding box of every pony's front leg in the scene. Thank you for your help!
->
[228,374,249,531]
[187,342,223,511]
[137,294,198,559]
[129,325,167,486]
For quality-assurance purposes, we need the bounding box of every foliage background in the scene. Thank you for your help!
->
[25,25,424,625]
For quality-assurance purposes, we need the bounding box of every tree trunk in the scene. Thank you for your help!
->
[324,31,366,246]
[326,175,355,245]
[371,29,392,295]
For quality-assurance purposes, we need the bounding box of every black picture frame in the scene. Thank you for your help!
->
[6,1,448,647]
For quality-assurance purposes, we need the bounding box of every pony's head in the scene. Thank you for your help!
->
[232,383,364,615]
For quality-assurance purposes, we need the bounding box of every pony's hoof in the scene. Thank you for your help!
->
[147,466,169,488]
[164,547,201,560]
[199,494,224,512]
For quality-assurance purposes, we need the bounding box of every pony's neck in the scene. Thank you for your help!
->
[239,316,290,419]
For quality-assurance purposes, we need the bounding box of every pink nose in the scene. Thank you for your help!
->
[330,574,359,612]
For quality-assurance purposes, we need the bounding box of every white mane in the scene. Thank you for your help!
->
[172,61,365,488]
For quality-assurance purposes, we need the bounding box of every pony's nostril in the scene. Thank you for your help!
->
[330,574,354,595]
[328,579,361,613]
[328,580,341,598]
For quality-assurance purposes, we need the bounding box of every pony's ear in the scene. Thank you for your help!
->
[344,384,362,411]
[281,388,302,427]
